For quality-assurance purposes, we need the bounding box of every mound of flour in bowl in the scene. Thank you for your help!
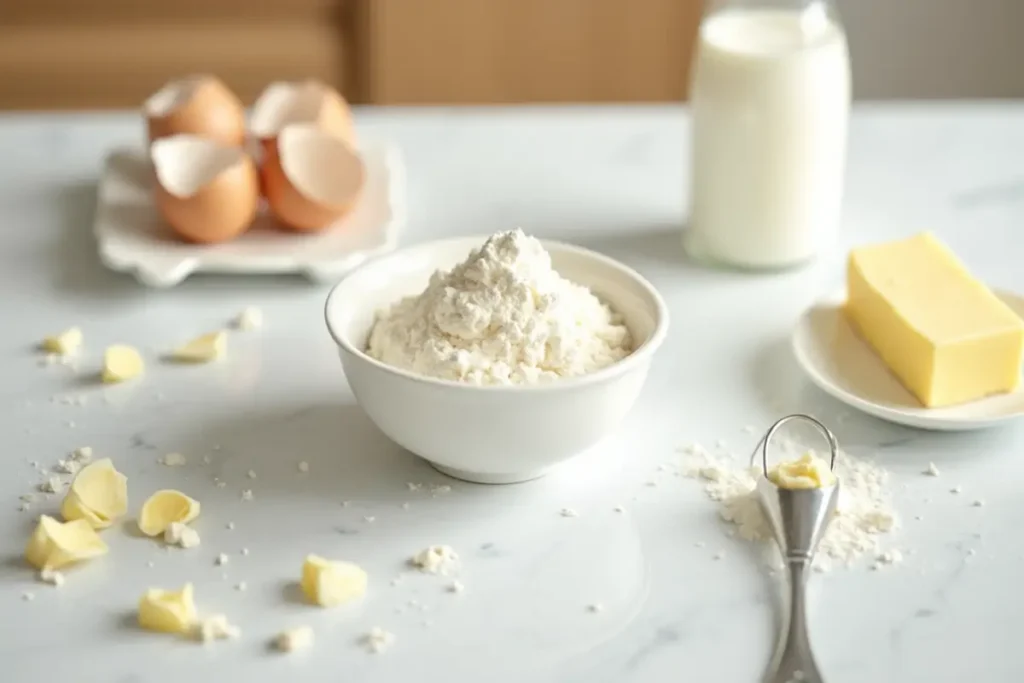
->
[366,229,633,385]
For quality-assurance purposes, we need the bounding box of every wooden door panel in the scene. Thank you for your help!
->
[0,23,347,110]
[0,1,343,24]
[357,0,701,104]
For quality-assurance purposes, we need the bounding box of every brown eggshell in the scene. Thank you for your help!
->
[144,75,246,147]
[151,134,260,244]
[263,123,366,233]
[251,80,355,151]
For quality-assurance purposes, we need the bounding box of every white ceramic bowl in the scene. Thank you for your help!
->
[324,236,669,484]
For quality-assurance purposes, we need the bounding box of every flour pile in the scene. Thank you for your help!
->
[367,229,633,385]
[680,441,898,571]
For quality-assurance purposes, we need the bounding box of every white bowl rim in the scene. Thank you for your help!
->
[324,234,670,393]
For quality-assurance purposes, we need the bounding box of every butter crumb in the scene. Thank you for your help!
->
[274,626,314,653]
[41,327,83,356]
[297,461,310,473]
[768,452,835,489]
[241,489,254,501]
[215,553,229,566]
[924,462,940,476]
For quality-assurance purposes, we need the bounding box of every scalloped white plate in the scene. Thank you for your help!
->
[791,289,1024,431]
[94,141,404,287]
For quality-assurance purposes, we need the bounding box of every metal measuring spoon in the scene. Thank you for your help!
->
[751,414,840,683]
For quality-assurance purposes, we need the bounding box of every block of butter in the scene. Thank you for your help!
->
[846,232,1024,407]
[301,555,368,607]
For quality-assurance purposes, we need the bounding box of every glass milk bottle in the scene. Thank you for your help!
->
[686,0,851,270]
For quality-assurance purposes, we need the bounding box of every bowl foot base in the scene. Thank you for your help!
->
[429,462,550,485]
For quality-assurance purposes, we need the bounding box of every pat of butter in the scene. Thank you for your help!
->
[138,583,198,635]
[42,327,83,355]
[169,331,226,363]
[61,458,128,529]
[138,490,201,536]
[768,452,836,489]
[25,515,108,570]
[102,345,144,383]
[846,232,1024,407]
[301,554,368,607]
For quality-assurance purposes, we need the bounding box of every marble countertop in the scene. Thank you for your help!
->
[2,104,1023,683]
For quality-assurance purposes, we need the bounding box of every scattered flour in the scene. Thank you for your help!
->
[234,306,263,331]
[274,626,314,652]
[364,627,395,654]
[410,545,459,574]
[164,522,201,549]
[679,440,898,571]
[159,452,187,467]
[197,614,241,642]
[366,229,632,385]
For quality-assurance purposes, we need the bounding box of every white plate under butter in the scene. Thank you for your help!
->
[93,141,404,287]
[792,290,1024,431]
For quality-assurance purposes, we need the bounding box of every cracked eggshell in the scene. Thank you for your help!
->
[250,80,355,149]
[151,135,259,244]
[263,123,366,233]
[143,75,246,147]
[250,80,356,197]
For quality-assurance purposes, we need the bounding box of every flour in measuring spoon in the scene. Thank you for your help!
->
[366,229,632,385]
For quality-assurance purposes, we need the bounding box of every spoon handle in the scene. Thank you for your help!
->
[765,558,824,683]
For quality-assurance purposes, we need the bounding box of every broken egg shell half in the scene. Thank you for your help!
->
[250,80,356,148]
[263,123,366,233]
[250,80,356,197]
[143,74,246,147]
[151,134,260,244]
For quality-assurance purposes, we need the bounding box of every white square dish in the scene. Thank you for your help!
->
[93,141,404,287]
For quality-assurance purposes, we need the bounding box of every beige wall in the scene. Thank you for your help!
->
[840,0,1024,98]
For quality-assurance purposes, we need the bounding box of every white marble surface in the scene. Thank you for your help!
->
[1,104,1023,683]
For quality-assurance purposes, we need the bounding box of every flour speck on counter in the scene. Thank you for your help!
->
[366,229,632,385]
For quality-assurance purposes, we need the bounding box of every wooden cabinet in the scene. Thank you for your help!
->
[0,0,699,109]
[356,0,699,104]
